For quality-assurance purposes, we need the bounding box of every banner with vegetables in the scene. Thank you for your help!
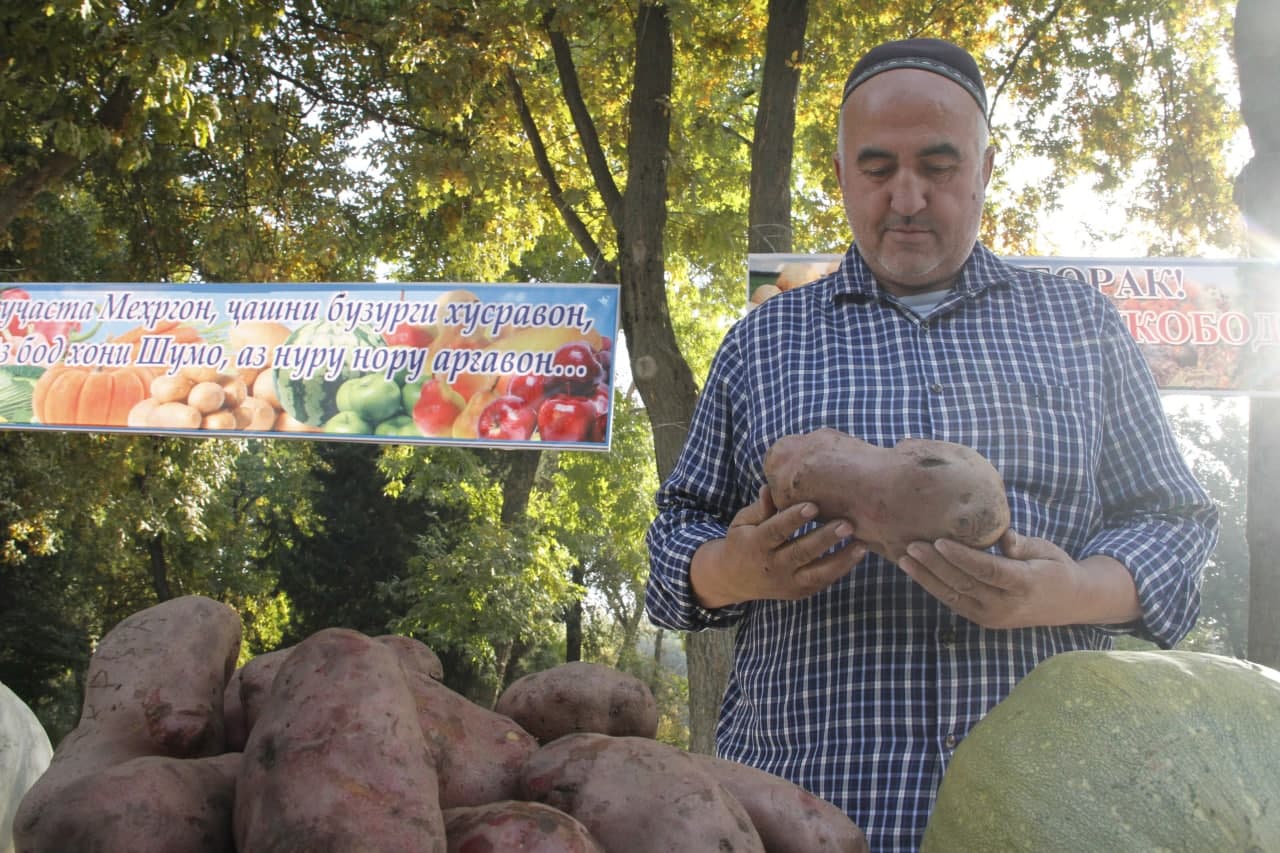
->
[748,254,1280,395]
[0,282,621,450]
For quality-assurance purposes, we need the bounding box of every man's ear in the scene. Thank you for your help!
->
[982,144,996,187]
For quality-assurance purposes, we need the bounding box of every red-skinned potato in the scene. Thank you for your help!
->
[376,633,445,681]
[444,801,604,853]
[495,661,658,744]
[222,646,292,753]
[234,628,446,853]
[16,753,239,853]
[15,595,241,845]
[686,753,869,852]
[764,429,1011,560]
[519,733,765,853]
[223,634,445,753]
[403,667,538,809]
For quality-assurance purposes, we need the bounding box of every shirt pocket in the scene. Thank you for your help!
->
[952,383,1096,516]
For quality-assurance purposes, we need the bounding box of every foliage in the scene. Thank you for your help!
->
[0,431,322,740]
[1117,397,1249,655]
[0,0,1255,745]
[382,444,577,702]
[530,394,657,665]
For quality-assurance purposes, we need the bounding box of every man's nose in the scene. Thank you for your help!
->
[887,170,927,217]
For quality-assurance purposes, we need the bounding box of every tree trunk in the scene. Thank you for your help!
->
[497,450,542,525]
[1246,400,1280,665]
[566,561,584,663]
[674,0,811,756]
[537,2,810,753]
[147,534,173,602]
[615,2,726,755]
[748,0,808,255]
[1233,0,1280,667]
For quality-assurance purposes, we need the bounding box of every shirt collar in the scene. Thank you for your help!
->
[829,242,1016,303]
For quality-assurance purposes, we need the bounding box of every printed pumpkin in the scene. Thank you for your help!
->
[32,365,157,426]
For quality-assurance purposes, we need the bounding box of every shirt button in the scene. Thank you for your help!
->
[929,382,943,394]
[944,733,958,749]
[938,627,956,646]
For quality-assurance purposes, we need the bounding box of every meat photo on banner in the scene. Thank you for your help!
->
[747,254,1280,396]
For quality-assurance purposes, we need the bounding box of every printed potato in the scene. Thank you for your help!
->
[129,368,286,433]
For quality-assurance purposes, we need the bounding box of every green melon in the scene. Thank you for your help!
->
[922,650,1280,853]
[272,321,383,426]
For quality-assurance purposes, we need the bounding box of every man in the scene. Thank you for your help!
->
[645,38,1219,853]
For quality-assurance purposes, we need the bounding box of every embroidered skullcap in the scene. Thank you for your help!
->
[842,37,988,117]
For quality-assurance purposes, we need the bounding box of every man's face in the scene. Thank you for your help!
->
[834,69,995,296]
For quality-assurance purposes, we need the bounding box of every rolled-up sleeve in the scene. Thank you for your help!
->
[1082,308,1220,648]
[645,333,751,632]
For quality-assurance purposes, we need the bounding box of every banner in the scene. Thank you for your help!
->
[748,254,1280,395]
[0,282,621,450]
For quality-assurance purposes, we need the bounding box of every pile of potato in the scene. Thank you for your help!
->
[124,367,321,434]
[12,596,867,852]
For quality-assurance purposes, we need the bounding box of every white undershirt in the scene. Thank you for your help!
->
[895,289,950,318]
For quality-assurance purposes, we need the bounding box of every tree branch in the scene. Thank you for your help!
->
[986,0,1069,122]
[0,78,134,233]
[542,9,625,225]
[505,66,618,284]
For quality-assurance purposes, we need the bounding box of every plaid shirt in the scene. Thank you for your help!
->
[645,243,1219,853]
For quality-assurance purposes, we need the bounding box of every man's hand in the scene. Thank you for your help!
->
[896,529,1142,629]
[690,486,867,609]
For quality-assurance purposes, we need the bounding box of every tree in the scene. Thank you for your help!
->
[1233,0,1280,667]
[0,0,282,235]
[381,444,579,705]
[1167,400,1249,656]
[1,0,1252,745]
[0,432,320,740]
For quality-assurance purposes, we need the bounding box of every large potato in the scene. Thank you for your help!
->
[519,733,765,853]
[223,634,443,753]
[403,668,538,809]
[764,429,1010,560]
[222,646,292,753]
[687,753,868,853]
[495,661,658,743]
[16,753,239,853]
[444,801,603,852]
[234,628,446,853]
[376,634,444,681]
[15,595,241,845]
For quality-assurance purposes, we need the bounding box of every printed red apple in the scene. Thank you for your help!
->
[536,394,598,443]
[500,372,548,411]
[477,395,537,441]
[412,378,464,437]
[550,341,603,395]
[383,322,433,348]
[587,384,610,441]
